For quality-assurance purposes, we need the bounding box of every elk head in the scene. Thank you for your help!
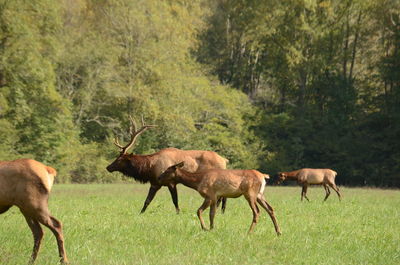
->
[157,162,185,185]
[277,172,287,184]
[106,116,156,173]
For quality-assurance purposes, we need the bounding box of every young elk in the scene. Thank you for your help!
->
[106,116,228,214]
[277,168,341,202]
[0,159,68,264]
[158,162,281,235]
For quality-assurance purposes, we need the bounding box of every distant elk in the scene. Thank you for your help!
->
[0,159,68,264]
[106,116,228,214]
[158,162,281,235]
[277,168,341,201]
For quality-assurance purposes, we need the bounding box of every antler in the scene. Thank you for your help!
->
[113,115,156,154]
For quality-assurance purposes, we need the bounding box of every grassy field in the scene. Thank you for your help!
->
[0,184,399,265]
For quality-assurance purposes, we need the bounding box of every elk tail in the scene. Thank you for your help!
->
[45,166,56,192]
[259,175,270,194]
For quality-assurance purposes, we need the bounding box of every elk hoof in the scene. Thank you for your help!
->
[60,258,70,264]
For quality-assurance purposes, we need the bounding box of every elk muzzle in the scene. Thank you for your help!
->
[106,162,117,172]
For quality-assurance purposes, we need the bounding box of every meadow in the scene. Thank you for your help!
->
[0,184,399,265]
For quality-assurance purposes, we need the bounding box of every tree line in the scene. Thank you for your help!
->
[0,0,399,186]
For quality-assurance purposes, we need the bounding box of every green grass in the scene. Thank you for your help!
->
[1,184,399,265]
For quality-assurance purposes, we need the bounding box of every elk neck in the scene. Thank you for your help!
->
[284,170,301,180]
[175,169,203,191]
[122,154,154,183]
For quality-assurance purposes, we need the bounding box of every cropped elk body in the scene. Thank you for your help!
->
[158,162,281,235]
[0,159,68,264]
[278,168,341,201]
[106,117,228,214]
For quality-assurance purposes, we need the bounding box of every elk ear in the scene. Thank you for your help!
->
[175,161,185,168]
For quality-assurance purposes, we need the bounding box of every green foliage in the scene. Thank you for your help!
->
[0,0,76,163]
[0,0,262,182]
[0,0,398,185]
[198,0,400,186]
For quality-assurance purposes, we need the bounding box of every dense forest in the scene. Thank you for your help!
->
[0,0,399,186]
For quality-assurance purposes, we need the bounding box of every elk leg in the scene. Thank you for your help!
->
[0,205,12,214]
[167,184,180,214]
[209,201,217,230]
[302,185,310,202]
[23,214,44,264]
[304,188,310,201]
[257,195,281,236]
[323,184,331,201]
[301,186,305,201]
[329,183,342,201]
[221,197,227,213]
[197,198,211,231]
[50,216,68,264]
[216,197,227,214]
[246,197,259,234]
[140,185,161,214]
[37,213,68,264]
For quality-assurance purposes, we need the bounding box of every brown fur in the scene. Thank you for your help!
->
[158,162,281,235]
[0,159,68,264]
[278,168,341,201]
[107,147,228,213]
[108,117,228,213]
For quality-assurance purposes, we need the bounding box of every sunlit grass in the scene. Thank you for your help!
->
[1,184,399,264]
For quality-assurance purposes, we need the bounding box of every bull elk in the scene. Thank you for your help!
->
[158,162,281,235]
[0,159,68,264]
[106,116,228,214]
[277,168,341,201]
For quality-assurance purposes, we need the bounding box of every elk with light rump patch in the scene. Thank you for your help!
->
[277,168,341,201]
[0,159,68,264]
[106,116,228,213]
[158,162,281,235]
